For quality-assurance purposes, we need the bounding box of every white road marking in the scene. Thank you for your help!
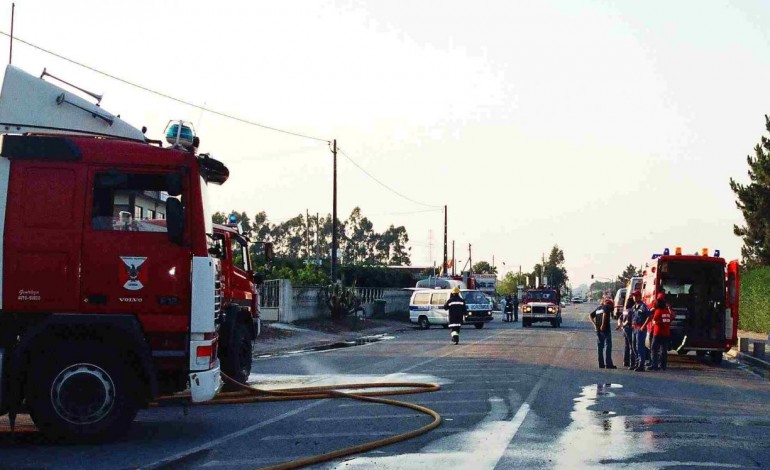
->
[139,329,507,469]
[329,333,572,469]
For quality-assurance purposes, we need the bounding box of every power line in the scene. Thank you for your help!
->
[337,147,442,209]
[0,31,330,144]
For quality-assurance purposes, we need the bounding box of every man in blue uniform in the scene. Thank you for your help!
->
[630,290,651,372]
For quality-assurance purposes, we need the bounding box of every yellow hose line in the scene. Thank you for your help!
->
[154,373,443,470]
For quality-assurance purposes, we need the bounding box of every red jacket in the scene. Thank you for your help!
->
[652,307,673,337]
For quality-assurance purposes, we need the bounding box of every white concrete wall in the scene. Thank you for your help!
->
[260,280,412,323]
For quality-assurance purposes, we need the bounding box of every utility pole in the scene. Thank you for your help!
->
[452,240,455,276]
[331,139,338,282]
[315,212,320,264]
[305,209,310,262]
[468,243,473,273]
[542,252,546,286]
[442,205,448,277]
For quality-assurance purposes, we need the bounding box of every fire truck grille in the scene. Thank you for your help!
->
[532,306,546,314]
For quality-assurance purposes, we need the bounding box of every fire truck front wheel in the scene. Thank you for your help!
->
[222,320,254,386]
[26,342,140,443]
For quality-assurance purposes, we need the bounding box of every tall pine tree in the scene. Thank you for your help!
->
[730,115,770,267]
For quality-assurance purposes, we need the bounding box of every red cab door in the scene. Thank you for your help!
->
[80,168,191,334]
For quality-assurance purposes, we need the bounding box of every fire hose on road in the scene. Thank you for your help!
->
[153,372,443,470]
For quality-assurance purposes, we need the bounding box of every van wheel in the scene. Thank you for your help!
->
[418,316,430,330]
[709,351,723,365]
[26,342,139,443]
[474,323,484,329]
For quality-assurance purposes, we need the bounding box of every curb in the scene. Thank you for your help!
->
[727,348,770,377]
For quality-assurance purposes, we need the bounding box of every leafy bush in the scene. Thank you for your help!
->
[739,266,770,333]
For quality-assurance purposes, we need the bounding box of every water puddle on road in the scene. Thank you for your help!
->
[255,334,395,359]
[554,383,657,468]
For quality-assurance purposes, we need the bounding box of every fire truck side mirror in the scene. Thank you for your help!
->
[264,242,274,263]
[166,198,184,245]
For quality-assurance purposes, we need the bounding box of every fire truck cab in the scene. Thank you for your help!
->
[641,247,740,364]
[212,223,263,384]
[0,65,227,441]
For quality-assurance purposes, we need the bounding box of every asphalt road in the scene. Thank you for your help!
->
[2,304,770,469]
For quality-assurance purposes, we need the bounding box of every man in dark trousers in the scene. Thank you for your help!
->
[630,290,651,371]
[503,294,513,322]
[444,287,467,344]
[512,293,519,322]
[590,299,617,369]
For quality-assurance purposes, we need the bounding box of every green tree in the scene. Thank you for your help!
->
[472,261,497,274]
[730,115,770,267]
[543,245,569,290]
[616,264,641,286]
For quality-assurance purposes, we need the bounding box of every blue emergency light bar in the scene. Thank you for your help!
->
[652,254,662,259]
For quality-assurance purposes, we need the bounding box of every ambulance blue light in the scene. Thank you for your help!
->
[714,249,720,257]
[663,248,670,256]
[228,214,237,223]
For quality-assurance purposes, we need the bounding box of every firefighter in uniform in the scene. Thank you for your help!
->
[444,287,467,344]
[512,293,519,322]
[650,293,673,371]
[616,295,635,367]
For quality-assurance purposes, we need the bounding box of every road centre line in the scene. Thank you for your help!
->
[141,328,507,469]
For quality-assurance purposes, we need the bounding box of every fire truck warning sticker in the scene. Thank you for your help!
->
[120,256,148,291]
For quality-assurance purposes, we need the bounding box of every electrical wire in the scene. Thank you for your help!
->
[0,31,330,144]
[2,32,445,213]
[337,147,442,209]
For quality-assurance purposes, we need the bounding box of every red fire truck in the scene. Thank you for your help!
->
[641,247,740,365]
[0,65,226,441]
[212,223,268,384]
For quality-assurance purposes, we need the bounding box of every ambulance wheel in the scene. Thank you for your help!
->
[26,342,139,443]
[474,323,484,329]
[418,316,430,330]
[222,321,253,387]
[709,351,723,365]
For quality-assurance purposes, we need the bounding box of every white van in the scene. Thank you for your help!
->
[409,289,493,329]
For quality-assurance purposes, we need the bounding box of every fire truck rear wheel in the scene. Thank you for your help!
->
[223,321,254,385]
[26,342,139,443]
[474,323,484,329]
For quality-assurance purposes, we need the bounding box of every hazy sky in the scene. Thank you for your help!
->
[3,0,768,287]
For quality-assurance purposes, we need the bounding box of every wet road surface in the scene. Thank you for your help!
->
[1,304,769,469]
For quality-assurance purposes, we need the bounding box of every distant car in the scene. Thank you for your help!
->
[571,297,583,304]
[612,288,627,319]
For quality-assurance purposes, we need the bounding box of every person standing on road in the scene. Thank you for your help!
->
[590,299,617,369]
[512,293,519,322]
[616,295,635,367]
[630,290,651,372]
[650,294,673,371]
[444,287,467,345]
[504,294,513,322]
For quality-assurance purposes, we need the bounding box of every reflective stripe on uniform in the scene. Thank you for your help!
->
[448,323,462,327]
[448,302,464,307]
